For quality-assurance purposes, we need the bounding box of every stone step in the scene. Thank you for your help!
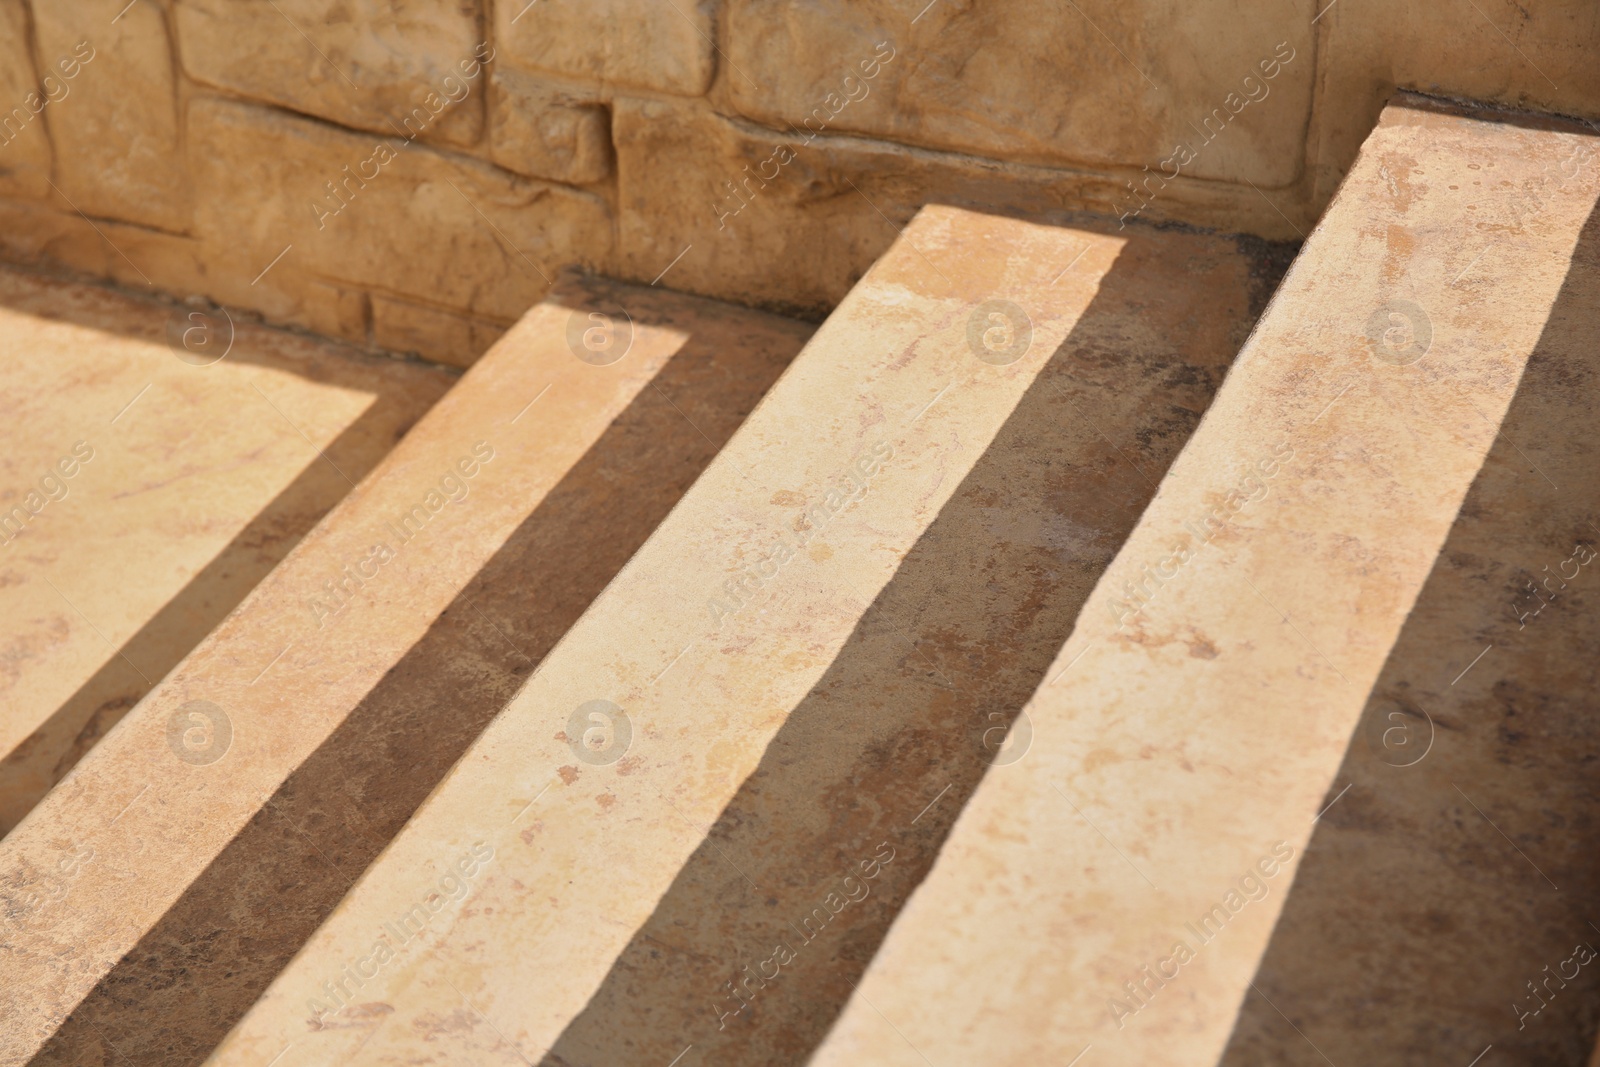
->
[0,275,813,1066]
[806,96,1600,1066]
[205,205,1283,1066]
[0,267,455,836]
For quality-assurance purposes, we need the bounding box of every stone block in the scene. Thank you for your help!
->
[0,0,53,201]
[32,0,188,233]
[496,0,713,97]
[1307,0,1600,207]
[614,96,1300,318]
[174,0,489,148]
[188,95,613,324]
[371,293,508,367]
[0,274,812,1066]
[725,0,1315,185]
[206,205,1277,1066]
[488,67,611,184]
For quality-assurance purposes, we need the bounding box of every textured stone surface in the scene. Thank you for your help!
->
[174,0,488,148]
[370,294,508,369]
[488,67,611,184]
[0,274,811,1066]
[614,96,1295,318]
[207,205,1280,1067]
[495,0,713,98]
[33,0,188,233]
[1308,0,1600,205]
[0,263,456,836]
[810,97,1600,1067]
[0,0,53,201]
[725,0,1315,185]
[189,96,611,323]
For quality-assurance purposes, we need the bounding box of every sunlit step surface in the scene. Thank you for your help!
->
[0,274,813,1066]
[207,204,1280,1067]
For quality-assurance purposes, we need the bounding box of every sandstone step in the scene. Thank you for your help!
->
[0,275,813,1066]
[205,205,1284,1067]
[0,267,455,836]
[805,96,1600,1067]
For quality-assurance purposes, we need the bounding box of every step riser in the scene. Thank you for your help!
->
[206,206,1277,1065]
[0,276,812,1066]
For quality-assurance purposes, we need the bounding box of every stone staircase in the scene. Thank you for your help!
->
[1,91,1597,1066]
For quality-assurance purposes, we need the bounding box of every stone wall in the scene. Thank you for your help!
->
[0,0,1595,366]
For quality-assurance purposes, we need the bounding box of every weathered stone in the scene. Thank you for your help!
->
[724,0,1314,185]
[488,67,612,184]
[496,0,714,98]
[0,196,373,348]
[0,263,455,837]
[0,274,811,1066]
[1308,0,1600,206]
[189,96,612,324]
[809,97,1600,1067]
[371,293,508,368]
[33,0,188,233]
[615,96,1299,318]
[206,206,1279,1066]
[174,0,488,148]
[0,0,53,201]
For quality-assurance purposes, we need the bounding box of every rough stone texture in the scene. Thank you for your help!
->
[0,195,378,348]
[33,0,189,233]
[189,95,611,324]
[614,96,1293,317]
[174,0,487,148]
[808,98,1600,1067]
[725,0,1315,185]
[488,67,611,184]
[0,0,52,201]
[206,205,1279,1067]
[0,274,812,1066]
[370,294,508,369]
[1308,0,1600,207]
[495,0,714,98]
[0,263,456,837]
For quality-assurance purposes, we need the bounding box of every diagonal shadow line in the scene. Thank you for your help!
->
[1219,197,1600,1065]
[26,275,813,1067]
[0,297,456,838]
[533,225,1288,1067]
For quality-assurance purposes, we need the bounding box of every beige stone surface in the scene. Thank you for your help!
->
[488,67,611,184]
[1308,0,1600,206]
[0,263,455,836]
[174,0,487,148]
[725,0,1315,185]
[33,0,188,233]
[809,98,1600,1067]
[189,95,611,324]
[495,0,713,98]
[0,274,812,1066]
[615,96,1299,318]
[0,0,53,201]
[205,206,1279,1066]
[370,294,508,369]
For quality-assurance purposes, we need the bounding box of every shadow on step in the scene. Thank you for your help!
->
[0,271,454,836]
[28,281,806,1066]
[535,228,1277,1067]
[1219,202,1600,1064]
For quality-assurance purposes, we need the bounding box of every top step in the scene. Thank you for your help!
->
[808,95,1600,1066]
[205,204,1281,1066]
